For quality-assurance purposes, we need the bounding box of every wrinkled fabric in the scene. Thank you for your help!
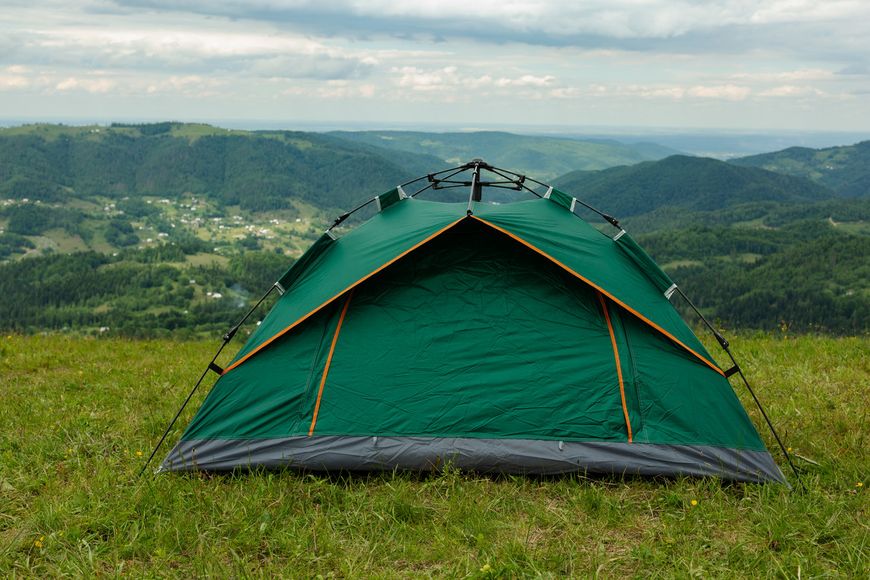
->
[175,220,768,464]
[162,436,786,484]
[232,198,715,369]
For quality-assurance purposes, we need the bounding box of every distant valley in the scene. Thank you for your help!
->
[0,123,867,335]
[327,130,679,180]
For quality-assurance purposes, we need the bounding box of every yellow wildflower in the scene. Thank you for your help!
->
[136,450,143,457]
[479,563,492,574]
[690,499,698,506]
[858,482,864,488]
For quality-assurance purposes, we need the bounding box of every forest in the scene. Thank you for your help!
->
[0,123,867,336]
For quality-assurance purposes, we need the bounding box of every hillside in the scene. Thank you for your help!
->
[328,130,679,180]
[0,124,867,335]
[638,222,870,333]
[732,140,870,197]
[0,122,443,212]
[0,122,448,260]
[553,155,834,218]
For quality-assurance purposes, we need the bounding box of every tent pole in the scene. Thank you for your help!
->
[327,164,471,231]
[467,160,483,214]
[488,164,622,229]
[399,163,468,188]
[674,288,804,490]
[138,285,277,477]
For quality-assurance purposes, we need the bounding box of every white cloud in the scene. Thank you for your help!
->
[548,83,752,101]
[494,75,554,88]
[114,0,870,42]
[0,75,32,90]
[687,84,751,100]
[145,75,224,97]
[731,69,836,82]
[0,1,869,129]
[55,77,116,93]
[5,24,377,80]
[758,85,825,97]
[391,66,556,101]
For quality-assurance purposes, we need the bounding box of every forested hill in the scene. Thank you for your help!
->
[0,123,443,212]
[327,130,679,180]
[553,155,834,218]
[731,140,870,197]
[0,123,867,335]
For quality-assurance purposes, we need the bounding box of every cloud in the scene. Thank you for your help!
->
[1,24,376,81]
[758,85,825,97]
[390,66,555,100]
[731,69,836,82]
[494,75,554,88]
[55,77,116,93]
[687,84,751,100]
[548,83,752,101]
[0,75,32,91]
[1,1,869,129]
[281,81,377,100]
[111,0,870,49]
[145,75,225,97]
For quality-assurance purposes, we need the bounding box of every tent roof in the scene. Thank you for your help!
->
[225,196,720,375]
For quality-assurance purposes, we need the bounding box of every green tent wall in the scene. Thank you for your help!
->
[161,194,785,483]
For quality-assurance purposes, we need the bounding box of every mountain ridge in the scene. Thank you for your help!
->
[327,130,681,180]
[731,140,870,197]
[553,155,835,219]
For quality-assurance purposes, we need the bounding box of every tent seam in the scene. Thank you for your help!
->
[597,291,634,443]
[222,217,467,374]
[225,213,722,377]
[468,215,724,377]
[308,289,354,436]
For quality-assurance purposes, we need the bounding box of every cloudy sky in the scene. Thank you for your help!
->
[2,0,870,131]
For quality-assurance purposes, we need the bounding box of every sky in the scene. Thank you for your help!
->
[2,0,870,131]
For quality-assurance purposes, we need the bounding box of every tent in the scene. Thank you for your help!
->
[154,161,790,483]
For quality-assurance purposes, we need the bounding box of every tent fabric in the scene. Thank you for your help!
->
[229,198,717,373]
[163,437,784,483]
[615,233,676,295]
[162,197,785,483]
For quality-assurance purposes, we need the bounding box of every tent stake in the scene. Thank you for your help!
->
[675,288,805,490]
[138,285,276,477]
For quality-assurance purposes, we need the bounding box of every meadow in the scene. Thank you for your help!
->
[0,333,866,577]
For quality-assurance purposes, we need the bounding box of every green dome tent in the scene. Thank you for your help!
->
[152,161,791,484]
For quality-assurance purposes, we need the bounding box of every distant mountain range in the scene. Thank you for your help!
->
[731,140,870,197]
[553,155,834,219]
[0,123,867,334]
[0,123,441,212]
[328,130,679,180]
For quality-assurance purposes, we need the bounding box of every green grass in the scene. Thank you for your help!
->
[0,334,867,576]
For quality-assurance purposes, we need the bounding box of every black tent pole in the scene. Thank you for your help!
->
[675,287,804,490]
[721,346,805,491]
[467,160,483,214]
[488,165,622,229]
[327,164,471,231]
[138,284,277,477]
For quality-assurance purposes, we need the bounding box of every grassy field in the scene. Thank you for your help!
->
[0,334,867,576]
